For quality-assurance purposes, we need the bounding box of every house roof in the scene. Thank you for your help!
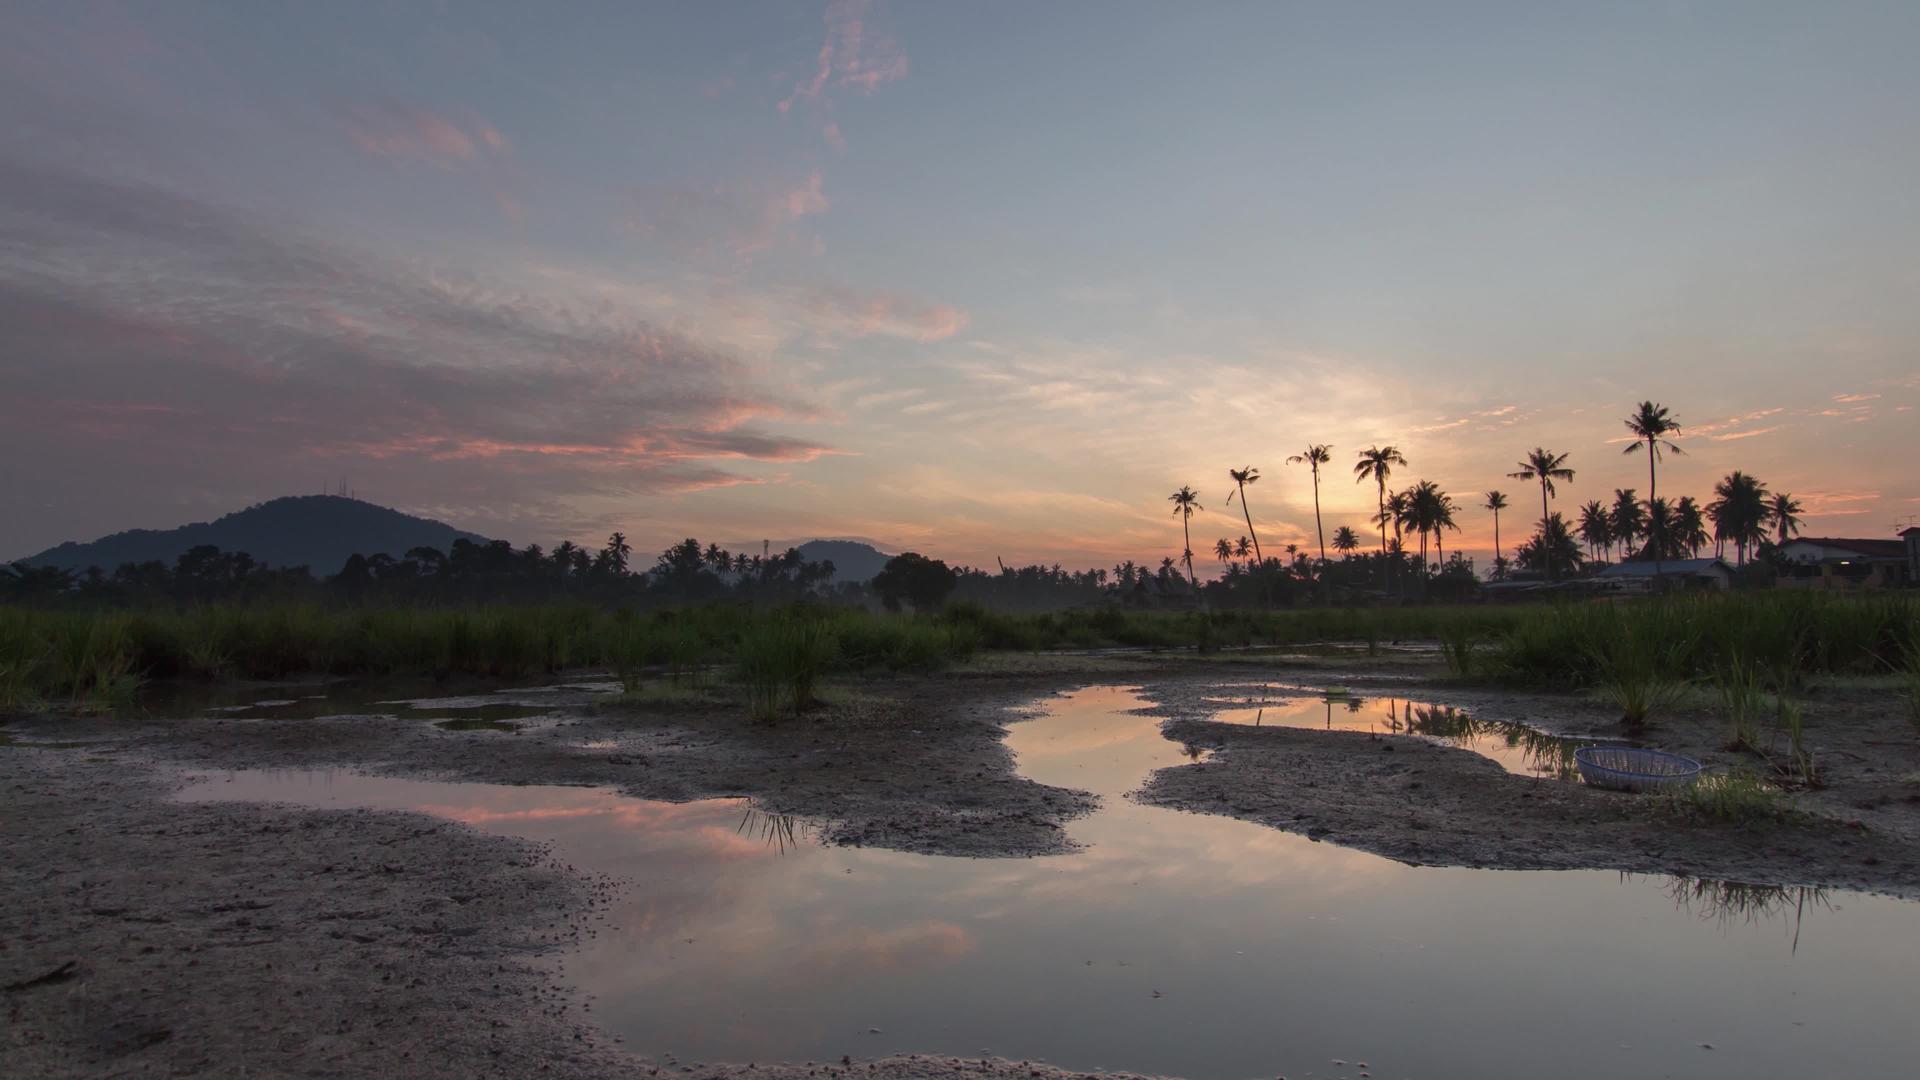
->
[1781,537,1908,559]
[1596,558,1730,578]
[1902,527,1920,537]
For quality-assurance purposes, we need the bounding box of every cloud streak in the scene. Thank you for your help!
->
[0,156,833,549]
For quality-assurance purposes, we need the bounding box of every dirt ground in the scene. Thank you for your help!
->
[5,649,1919,1077]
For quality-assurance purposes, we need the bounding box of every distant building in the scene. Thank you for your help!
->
[1594,558,1734,592]
[1906,528,1920,582]
[1776,536,1912,589]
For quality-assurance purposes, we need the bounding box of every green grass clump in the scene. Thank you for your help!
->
[1713,653,1771,752]
[1662,769,1787,824]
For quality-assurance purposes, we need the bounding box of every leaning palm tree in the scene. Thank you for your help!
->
[1169,485,1203,589]
[1483,491,1510,579]
[1577,500,1611,565]
[1768,492,1804,545]
[1623,401,1684,579]
[1286,445,1333,567]
[1353,446,1407,556]
[1224,467,1265,565]
[1508,448,1576,580]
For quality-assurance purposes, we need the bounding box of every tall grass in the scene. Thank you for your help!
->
[734,615,837,722]
[1712,652,1770,752]
[1,593,1913,719]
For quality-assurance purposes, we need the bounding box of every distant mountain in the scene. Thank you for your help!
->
[17,496,492,577]
[794,539,895,583]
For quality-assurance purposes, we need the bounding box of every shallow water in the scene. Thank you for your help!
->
[179,685,1920,1079]
[1195,688,1609,778]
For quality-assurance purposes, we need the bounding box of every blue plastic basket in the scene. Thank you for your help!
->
[1574,746,1702,793]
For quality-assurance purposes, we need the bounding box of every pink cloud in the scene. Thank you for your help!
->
[778,0,909,112]
[342,101,511,169]
[626,171,830,261]
[804,286,968,342]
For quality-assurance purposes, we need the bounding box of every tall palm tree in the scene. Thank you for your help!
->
[1332,526,1360,556]
[1483,490,1510,579]
[1353,447,1407,556]
[1224,467,1265,565]
[1708,471,1771,564]
[1768,492,1804,545]
[1623,402,1684,578]
[1169,485,1203,590]
[1609,488,1644,562]
[1508,448,1576,580]
[1286,445,1333,567]
[1576,500,1611,565]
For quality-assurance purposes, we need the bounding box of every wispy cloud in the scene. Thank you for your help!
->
[798,285,968,342]
[778,0,909,113]
[625,171,830,262]
[341,100,510,168]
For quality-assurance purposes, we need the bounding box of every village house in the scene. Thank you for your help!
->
[1776,535,1913,589]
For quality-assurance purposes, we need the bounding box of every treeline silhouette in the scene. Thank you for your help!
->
[6,531,1468,612]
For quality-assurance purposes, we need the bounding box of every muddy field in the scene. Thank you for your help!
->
[5,650,1920,1077]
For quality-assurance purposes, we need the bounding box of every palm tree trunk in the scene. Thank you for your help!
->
[1182,514,1197,590]
[1236,481,1263,565]
[1311,466,1326,567]
[1539,480,1553,581]
[1647,439,1662,583]
[1492,510,1502,580]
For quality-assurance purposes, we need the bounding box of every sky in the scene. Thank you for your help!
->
[4,1,1918,573]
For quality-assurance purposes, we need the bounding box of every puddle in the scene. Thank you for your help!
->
[433,718,521,732]
[1200,689,1603,778]
[178,685,1920,1079]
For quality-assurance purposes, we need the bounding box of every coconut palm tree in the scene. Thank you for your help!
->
[1225,467,1265,565]
[1768,492,1804,545]
[1332,526,1360,556]
[1608,489,1644,562]
[1576,500,1611,565]
[1483,491,1510,579]
[1643,496,1681,562]
[1514,513,1585,576]
[1214,537,1235,566]
[1234,536,1253,560]
[1708,471,1771,564]
[1623,401,1685,577]
[1353,446,1407,556]
[1287,445,1333,567]
[1508,448,1575,579]
[1674,496,1710,557]
[1169,485,1203,589]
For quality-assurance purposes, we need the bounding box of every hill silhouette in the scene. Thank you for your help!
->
[18,496,491,577]
[793,540,895,582]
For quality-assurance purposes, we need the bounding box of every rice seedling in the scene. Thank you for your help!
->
[1662,768,1786,824]
[1712,653,1769,752]
[1775,695,1820,787]
[1437,623,1478,677]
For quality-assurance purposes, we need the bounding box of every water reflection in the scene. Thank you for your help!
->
[737,806,818,854]
[176,685,1920,1080]
[1655,875,1833,953]
[1213,689,1592,779]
